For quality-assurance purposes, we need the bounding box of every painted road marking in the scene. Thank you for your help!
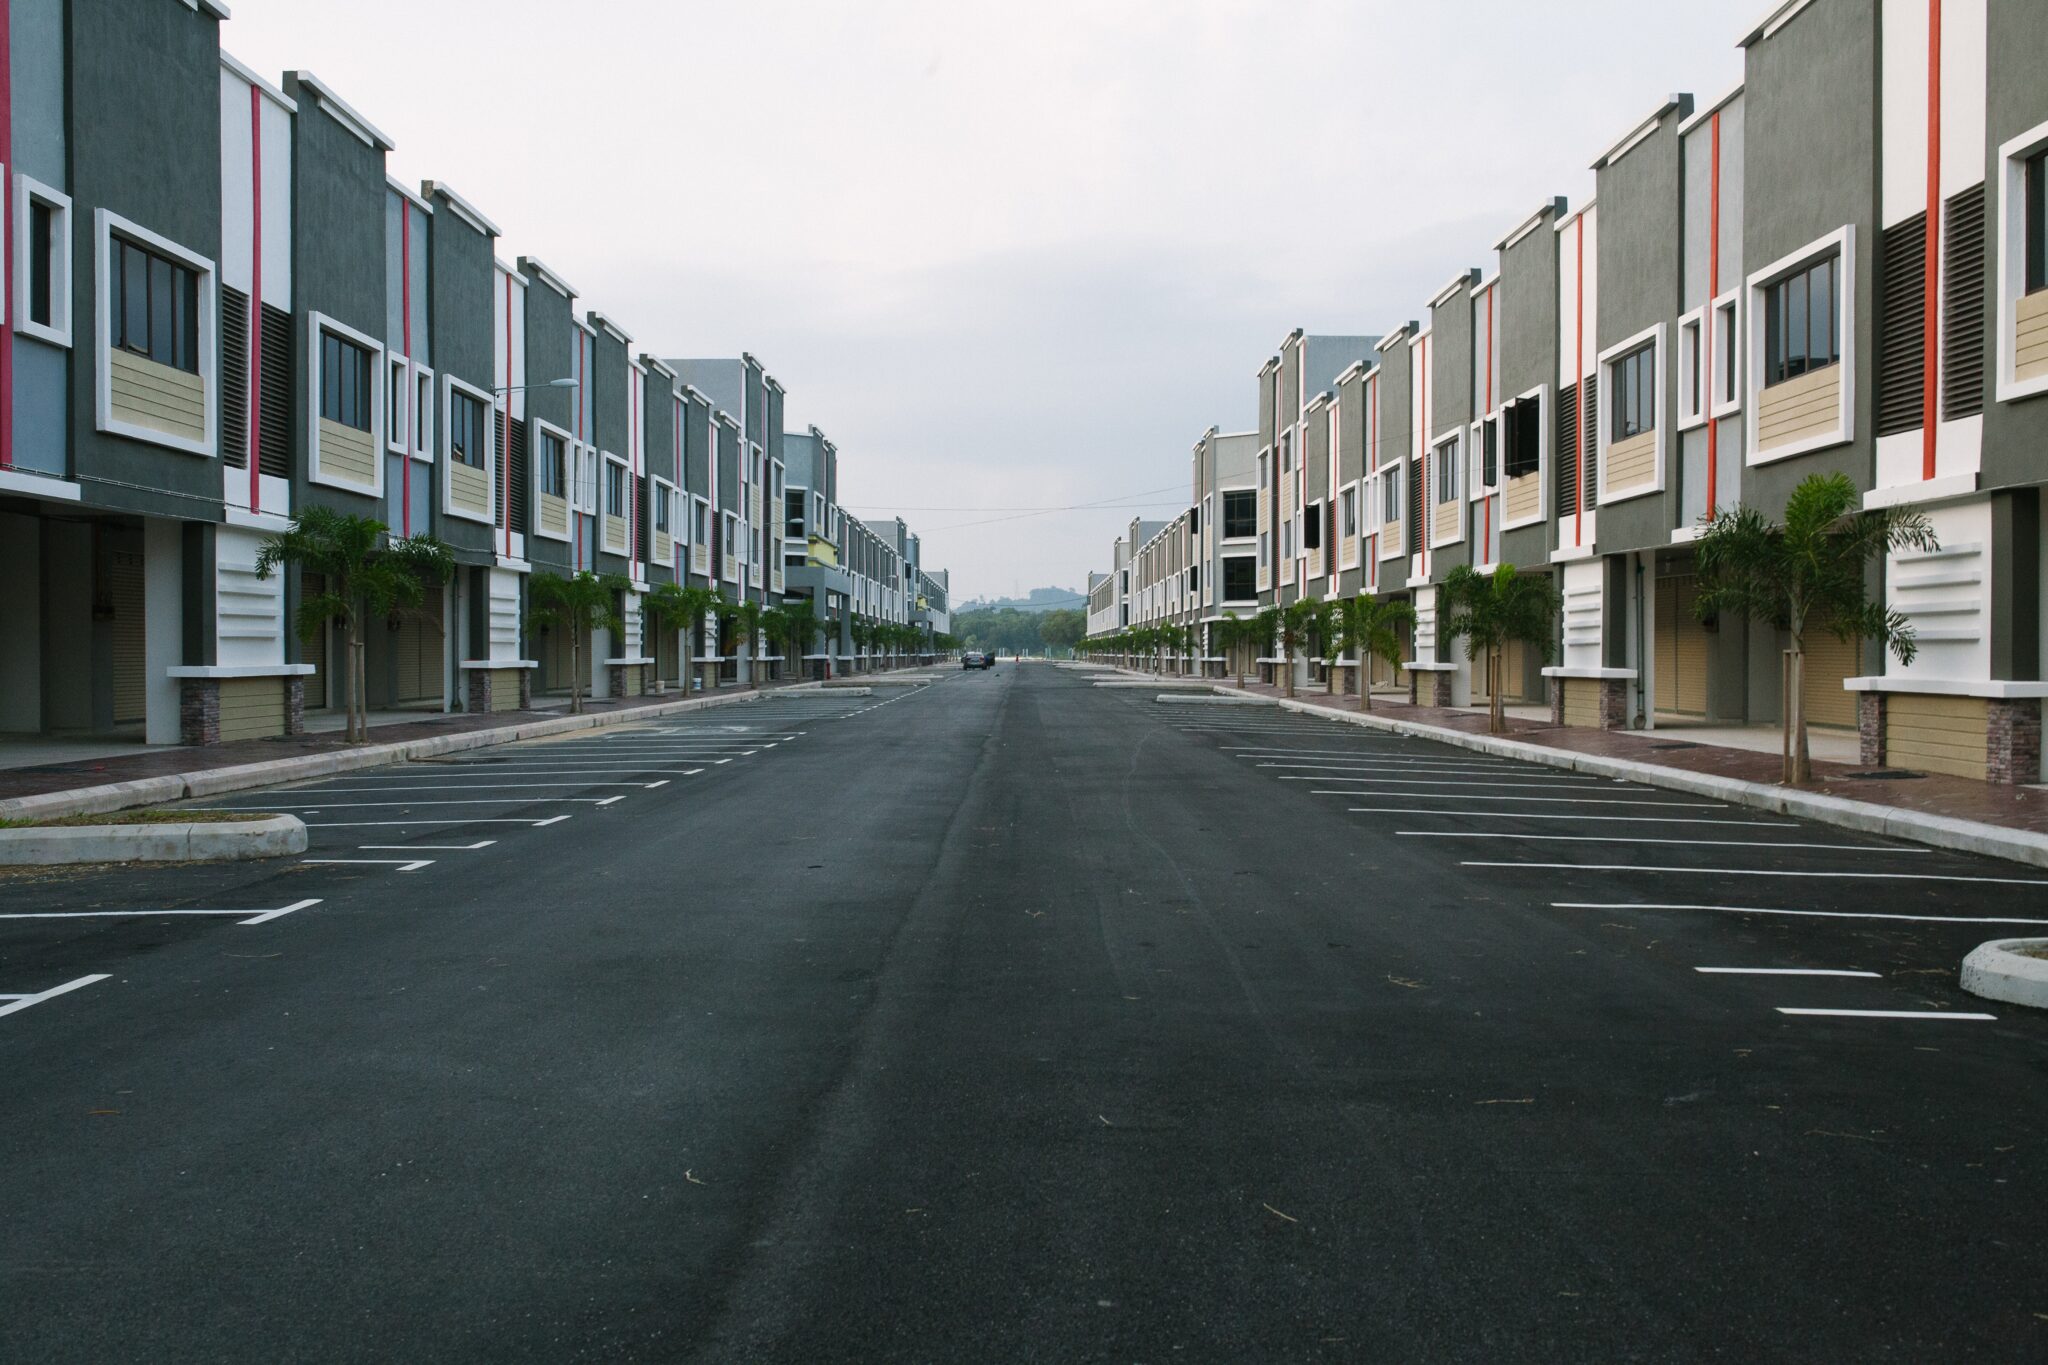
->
[280,781,666,793]
[359,841,497,851]
[301,816,572,828]
[0,974,113,1019]
[1401,832,1920,852]
[1351,809,1797,825]
[211,798,624,809]
[0,899,321,927]
[1697,967,1882,977]
[1776,1008,1996,1021]
[1553,901,2048,926]
[1475,862,2048,886]
[302,858,434,873]
[1273,774,1615,789]
[1336,794,1728,807]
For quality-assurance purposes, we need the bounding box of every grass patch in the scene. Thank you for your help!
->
[0,810,280,829]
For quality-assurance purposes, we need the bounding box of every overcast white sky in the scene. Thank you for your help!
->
[221,0,1752,604]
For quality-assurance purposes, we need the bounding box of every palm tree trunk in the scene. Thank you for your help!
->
[1490,645,1506,735]
[1788,646,1811,784]
[1284,642,1296,698]
[571,625,584,715]
[344,623,361,744]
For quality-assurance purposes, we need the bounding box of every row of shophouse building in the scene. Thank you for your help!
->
[1088,0,2048,785]
[0,0,948,748]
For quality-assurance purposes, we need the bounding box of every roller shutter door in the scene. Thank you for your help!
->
[109,551,147,726]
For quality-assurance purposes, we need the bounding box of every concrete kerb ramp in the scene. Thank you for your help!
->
[0,814,307,865]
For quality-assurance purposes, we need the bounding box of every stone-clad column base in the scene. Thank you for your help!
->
[1598,678,1629,730]
[179,679,221,746]
[1431,672,1454,709]
[1857,692,1886,767]
[1987,698,2042,785]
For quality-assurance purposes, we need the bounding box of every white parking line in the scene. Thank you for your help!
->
[1553,901,2048,926]
[215,798,623,809]
[0,974,113,1019]
[1334,793,1728,807]
[1473,861,2048,886]
[1273,774,1614,790]
[359,841,496,851]
[1347,809,1797,825]
[0,899,321,926]
[300,816,571,828]
[1400,832,1918,852]
[1696,966,1882,977]
[302,858,434,872]
[279,781,665,793]
[1776,1008,1996,1021]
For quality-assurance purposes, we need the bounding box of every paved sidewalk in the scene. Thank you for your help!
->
[1087,664,2048,861]
[0,680,815,816]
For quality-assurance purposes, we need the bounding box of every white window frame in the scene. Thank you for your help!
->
[385,354,410,456]
[1467,417,1494,502]
[653,474,679,538]
[1499,383,1549,531]
[1595,320,1666,502]
[93,208,218,458]
[1995,117,2048,403]
[1431,432,1463,547]
[16,173,73,348]
[1745,224,1856,465]
[439,372,496,523]
[1709,289,1742,418]
[1676,308,1706,430]
[601,451,630,521]
[693,495,711,549]
[529,417,574,542]
[1378,459,1406,562]
[308,310,387,496]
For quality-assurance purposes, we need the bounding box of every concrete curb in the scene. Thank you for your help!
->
[1960,939,2048,1009]
[0,689,771,824]
[0,813,306,865]
[1205,691,2048,870]
[1156,694,1268,705]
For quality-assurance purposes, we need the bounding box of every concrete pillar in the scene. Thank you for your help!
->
[0,512,42,731]
[144,519,185,745]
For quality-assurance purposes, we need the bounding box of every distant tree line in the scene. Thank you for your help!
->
[955,606,1085,656]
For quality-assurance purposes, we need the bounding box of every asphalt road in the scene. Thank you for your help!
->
[3,663,2045,1362]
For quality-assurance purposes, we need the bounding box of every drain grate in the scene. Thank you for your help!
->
[1647,742,1699,751]
[1842,769,1924,780]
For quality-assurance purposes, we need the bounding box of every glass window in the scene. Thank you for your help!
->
[29,201,54,328]
[1435,439,1460,504]
[1481,419,1498,487]
[1340,488,1358,538]
[1382,463,1403,522]
[1717,302,1738,405]
[1610,342,1655,441]
[449,390,488,469]
[606,462,626,516]
[320,331,373,431]
[1302,503,1322,550]
[1222,556,1256,601]
[1681,318,1702,419]
[114,238,200,374]
[655,486,672,533]
[539,431,567,496]
[417,372,433,452]
[1222,489,1257,538]
[2028,149,2047,295]
[1764,254,1840,385]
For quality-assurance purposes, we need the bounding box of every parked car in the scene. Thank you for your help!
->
[961,652,985,670]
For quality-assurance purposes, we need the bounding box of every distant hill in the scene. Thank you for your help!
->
[956,587,1082,614]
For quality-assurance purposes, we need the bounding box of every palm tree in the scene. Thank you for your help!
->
[1249,606,1280,688]
[1213,612,1246,688]
[673,584,719,695]
[641,582,693,693]
[527,570,628,715]
[1693,472,1936,783]
[1440,563,1562,735]
[1305,599,1343,696]
[1337,592,1418,713]
[1278,599,1318,698]
[731,599,764,684]
[255,506,453,744]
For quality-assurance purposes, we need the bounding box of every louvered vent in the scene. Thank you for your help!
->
[1943,183,1987,420]
[1580,374,1598,509]
[1555,381,1578,514]
[1877,211,1927,436]
[1407,451,1423,533]
[510,417,530,534]
[258,305,293,479]
[220,286,249,468]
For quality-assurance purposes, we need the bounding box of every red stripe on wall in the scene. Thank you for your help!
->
[1574,215,1585,544]
[0,0,13,470]
[1706,110,1720,515]
[247,85,261,508]
[1923,0,1943,482]
[399,201,411,536]
[502,274,513,558]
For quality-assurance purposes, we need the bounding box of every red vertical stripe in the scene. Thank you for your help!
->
[399,200,411,536]
[502,273,512,557]
[1484,285,1493,558]
[629,366,639,568]
[247,86,262,507]
[0,0,13,470]
[1923,0,1943,482]
[1574,215,1585,544]
[1706,111,1721,515]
